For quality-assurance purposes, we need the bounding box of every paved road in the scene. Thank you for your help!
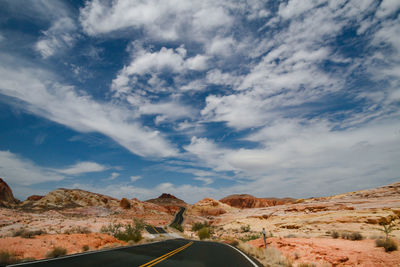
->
[170,207,185,225]
[145,226,167,234]
[9,239,261,267]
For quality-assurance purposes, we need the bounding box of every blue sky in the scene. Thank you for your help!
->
[0,0,399,203]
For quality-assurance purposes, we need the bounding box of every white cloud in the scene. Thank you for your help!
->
[0,150,64,186]
[0,59,177,158]
[194,177,213,185]
[130,175,141,182]
[35,17,77,58]
[79,0,234,42]
[375,0,400,18]
[58,161,108,175]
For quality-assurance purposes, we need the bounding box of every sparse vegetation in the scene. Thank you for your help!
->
[239,233,261,242]
[82,245,90,252]
[12,228,46,238]
[331,230,339,239]
[192,222,209,231]
[46,247,67,258]
[237,242,292,267]
[198,227,210,240]
[376,238,398,252]
[100,219,144,242]
[375,221,398,252]
[240,224,251,233]
[0,251,19,265]
[341,231,363,240]
[64,226,91,234]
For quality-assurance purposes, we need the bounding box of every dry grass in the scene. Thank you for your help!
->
[237,242,292,267]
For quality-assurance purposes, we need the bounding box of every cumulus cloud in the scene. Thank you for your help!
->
[79,0,234,41]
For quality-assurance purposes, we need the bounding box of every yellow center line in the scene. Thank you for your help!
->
[151,226,160,234]
[139,241,193,267]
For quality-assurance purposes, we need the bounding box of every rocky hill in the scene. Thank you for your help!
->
[189,198,236,216]
[21,188,120,210]
[145,193,187,214]
[0,178,19,207]
[220,194,295,208]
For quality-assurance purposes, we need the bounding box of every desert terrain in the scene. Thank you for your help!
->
[1,178,399,266]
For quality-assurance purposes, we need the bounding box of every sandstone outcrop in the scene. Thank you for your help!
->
[26,195,44,201]
[0,178,19,206]
[220,194,295,208]
[21,188,119,210]
[189,198,235,217]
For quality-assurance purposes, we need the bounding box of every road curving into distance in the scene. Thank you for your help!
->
[170,207,185,226]
[8,239,262,267]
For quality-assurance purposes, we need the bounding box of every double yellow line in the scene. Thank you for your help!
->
[139,241,193,267]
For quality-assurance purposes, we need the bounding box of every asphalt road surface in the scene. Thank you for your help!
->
[145,226,167,234]
[9,239,262,267]
[170,207,185,225]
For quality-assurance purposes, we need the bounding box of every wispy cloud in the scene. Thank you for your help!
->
[58,161,108,175]
[0,57,177,158]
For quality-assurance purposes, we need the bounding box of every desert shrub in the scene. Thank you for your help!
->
[239,233,261,242]
[198,227,210,240]
[0,251,19,265]
[13,228,46,238]
[171,223,183,232]
[237,242,292,267]
[341,231,363,240]
[101,219,144,243]
[331,231,339,239]
[192,222,208,231]
[82,245,89,252]
[376,238,398,252]
[120,198,131,209]
[64,226,91,234]
[241,224,251,233]
[46,247,67,258]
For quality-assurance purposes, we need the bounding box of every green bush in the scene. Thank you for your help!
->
[171,223,184,232]
[0,251,19,265]
[331,231,339,239]
[376,238,398,252]
[82,245,89,252]
[198,227,210,240]
[46,247,67,258]
[240,224,251,233]
[100,219,144,243]
[192,222,208,231]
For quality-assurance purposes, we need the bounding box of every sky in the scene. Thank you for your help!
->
[0,0,399,204]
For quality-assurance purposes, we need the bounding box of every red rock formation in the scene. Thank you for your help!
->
[0,178,19,205]
[220,194,295,208]
[158,193,178,199]
[26,195,44,201]
[119,198,131,209]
